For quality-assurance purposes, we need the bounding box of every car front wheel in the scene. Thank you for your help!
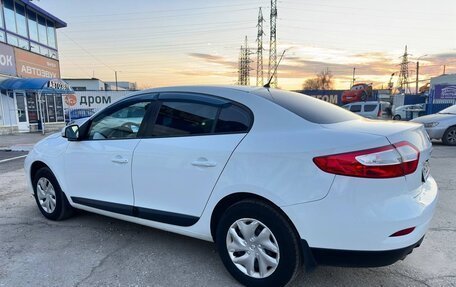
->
[32,167,74,221]
[216,200,301,287]
[393,114,401,120]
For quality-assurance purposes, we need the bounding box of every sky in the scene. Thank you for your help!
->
[36,0,456,90]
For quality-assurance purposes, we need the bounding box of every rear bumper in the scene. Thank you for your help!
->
[307,236,424,267]
[283,175,438,252]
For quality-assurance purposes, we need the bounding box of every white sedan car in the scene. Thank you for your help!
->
[25,86,438,287]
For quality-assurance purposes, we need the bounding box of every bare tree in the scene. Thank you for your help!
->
[302,78,320,90]
[302,68,334,90]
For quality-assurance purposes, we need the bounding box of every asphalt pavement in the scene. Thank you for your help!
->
[0,146,455,287]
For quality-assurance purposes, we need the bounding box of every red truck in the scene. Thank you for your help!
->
[342,83,373,104]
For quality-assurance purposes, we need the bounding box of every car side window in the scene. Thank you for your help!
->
[215,104,251,133]
[363,104,377,112]
[87,101,151,140]
[150,101,218,137]
[350,105,361,112]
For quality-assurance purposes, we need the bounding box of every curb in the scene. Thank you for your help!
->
[0,144,34,152]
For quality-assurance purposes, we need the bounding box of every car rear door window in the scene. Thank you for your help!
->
[363,104,377,112]
[215,104,252,133]
[151,101,218,137]
[350,105,362,112]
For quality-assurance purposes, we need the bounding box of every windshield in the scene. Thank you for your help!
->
[438,105,456,114]
[260,89,361,124]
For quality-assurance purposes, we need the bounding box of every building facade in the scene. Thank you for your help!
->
[65,78,138,91]
[0,0,66,134]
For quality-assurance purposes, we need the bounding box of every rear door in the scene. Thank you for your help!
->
[131,92,253,225]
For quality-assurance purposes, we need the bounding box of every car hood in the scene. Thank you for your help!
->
[411,113,456,123]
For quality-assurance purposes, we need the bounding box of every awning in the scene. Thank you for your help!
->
[0,78,73,94]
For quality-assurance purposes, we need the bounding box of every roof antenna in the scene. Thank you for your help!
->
[264,49,288,88]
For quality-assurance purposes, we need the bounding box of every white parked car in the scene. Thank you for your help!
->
[393,104,425,120]
[342,101,391,119]
[411,104,456,145]
[25,86,438,287]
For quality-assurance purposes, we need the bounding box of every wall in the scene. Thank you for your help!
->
[295,89,379,106]
[64,79,105,91]
[0,91,17,127]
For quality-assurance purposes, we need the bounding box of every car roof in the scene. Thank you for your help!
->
[137,85,267,95]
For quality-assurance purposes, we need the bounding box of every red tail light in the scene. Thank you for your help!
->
[390,227,415,237]
[313,141,420,178]
[377,108,382,117]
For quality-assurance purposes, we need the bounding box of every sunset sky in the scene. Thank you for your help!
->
[37,0,456,90]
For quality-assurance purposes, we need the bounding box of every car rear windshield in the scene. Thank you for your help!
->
[261,89,360,124]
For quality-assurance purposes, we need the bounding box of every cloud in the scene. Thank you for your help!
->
[188,52,237,68]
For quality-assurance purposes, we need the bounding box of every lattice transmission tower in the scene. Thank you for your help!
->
[238,36,251,85]
[268,0,278,87]
[256,7,265,86]
[397,45,411,93]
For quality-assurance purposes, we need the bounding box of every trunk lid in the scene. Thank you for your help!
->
[322,119,432,192]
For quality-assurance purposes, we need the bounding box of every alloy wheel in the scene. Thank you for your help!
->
[447,129,456,144]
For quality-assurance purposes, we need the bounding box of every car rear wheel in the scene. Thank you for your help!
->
[33,167,74,221]
[216,200,301,287]
[393,115,401,120]
[442,126,456,146]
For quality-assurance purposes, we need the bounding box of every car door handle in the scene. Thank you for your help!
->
[111,156,129,164]
[191,158,217,167]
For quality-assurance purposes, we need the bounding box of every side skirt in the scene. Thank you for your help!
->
[71,197,199,227]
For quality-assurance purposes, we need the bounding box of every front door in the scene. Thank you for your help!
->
[14,91,29,132]
[64,97,153,212]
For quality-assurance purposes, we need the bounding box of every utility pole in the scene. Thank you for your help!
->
[416,61,419,95]
[352,67,356,87]
[256,7,265,86]
[268,0,278,87]
[443,65,446,75]
[115,71,118,91]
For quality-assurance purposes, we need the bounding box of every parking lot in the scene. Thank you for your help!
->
[0,144,455,287]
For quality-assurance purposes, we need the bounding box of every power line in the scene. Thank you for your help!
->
[61,32,115,72]
[69,2,270,18]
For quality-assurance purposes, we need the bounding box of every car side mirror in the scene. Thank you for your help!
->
[63,124,80,141]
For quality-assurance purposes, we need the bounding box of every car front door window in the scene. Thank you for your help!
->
[88,101,151,140]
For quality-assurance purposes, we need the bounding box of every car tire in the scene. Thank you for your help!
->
[393,115,401,120]
[442,126,456,146]
[215,200,302,287]
[32,167,74,221]
[361,91,367,101]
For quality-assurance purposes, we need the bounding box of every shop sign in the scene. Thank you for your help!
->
[47,79,71,91]
[434,85,456,99]
[14,48,60,78]
[0,43,16,76]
